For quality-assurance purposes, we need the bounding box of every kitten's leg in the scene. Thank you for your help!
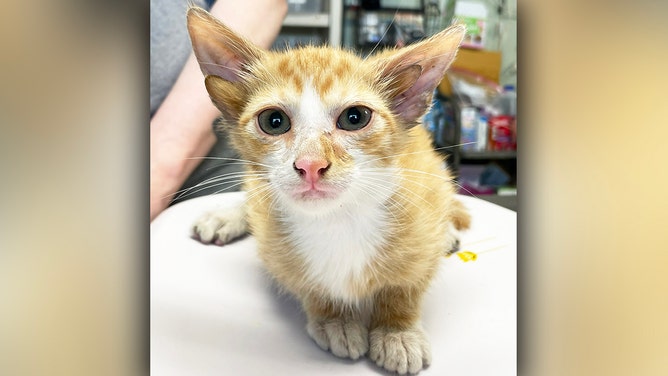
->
[303,296,368,360]
[192,202,248,245]
[369,286,431,375]
[451,199,471,231]
[444,199,470,255]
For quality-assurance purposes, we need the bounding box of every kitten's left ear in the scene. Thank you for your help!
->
[186,6,265,82]
[373,24,465,126]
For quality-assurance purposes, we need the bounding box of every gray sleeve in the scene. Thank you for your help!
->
[150,0,210,116]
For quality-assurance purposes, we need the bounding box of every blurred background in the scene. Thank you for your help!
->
[1,0,668,375]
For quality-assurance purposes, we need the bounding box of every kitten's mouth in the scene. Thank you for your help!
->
[292,184,339,201]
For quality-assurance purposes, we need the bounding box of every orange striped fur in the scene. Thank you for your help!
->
[188,7,470,374]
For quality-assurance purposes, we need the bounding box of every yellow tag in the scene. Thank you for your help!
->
[457,251,478,262]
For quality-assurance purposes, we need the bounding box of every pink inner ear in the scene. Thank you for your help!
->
[402,54,453,100]
[196,49,245,82]
[379,25,464,125]
[390,51,456,125]
[392,91,431,123]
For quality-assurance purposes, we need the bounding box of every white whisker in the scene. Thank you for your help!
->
[357,142,476,168]
[170,171,264,195]
[363,9,400,60]
[364,175,433,211]
[365,169,438,195]
[172,179,249,203]
[358,169,424,215]
[355,181,402,224]
[185,156,272,169]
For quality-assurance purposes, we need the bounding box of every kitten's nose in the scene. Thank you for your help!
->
[293,158,330,184]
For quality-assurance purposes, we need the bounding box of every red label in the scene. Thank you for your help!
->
[488,115,516,150]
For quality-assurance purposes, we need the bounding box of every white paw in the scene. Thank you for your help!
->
[369,326,431,375]
[192,206,247,245]
[307,317,369,360]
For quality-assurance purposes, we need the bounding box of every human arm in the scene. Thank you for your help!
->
[150,0,288,221]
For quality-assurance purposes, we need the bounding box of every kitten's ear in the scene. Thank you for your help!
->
[204,75,246,122]
[186,6,265,82]
[373,24,465,126]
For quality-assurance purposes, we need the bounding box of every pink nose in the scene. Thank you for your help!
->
[293,158,330,184]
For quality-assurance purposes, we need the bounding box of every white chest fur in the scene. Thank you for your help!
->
[284,200,389,303]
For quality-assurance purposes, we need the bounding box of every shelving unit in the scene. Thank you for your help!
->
[341,1,425,53]
[460,150,517,160]
[442,150,517,211]
[437,100,517,210]
[274,0,342,48]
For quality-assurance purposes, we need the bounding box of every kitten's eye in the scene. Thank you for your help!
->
[337,106,372,131]
[258,108,291,135]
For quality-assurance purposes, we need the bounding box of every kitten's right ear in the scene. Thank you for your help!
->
[186,6,265,82]
[370,24,465,126]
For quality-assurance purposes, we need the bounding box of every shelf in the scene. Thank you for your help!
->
[283,13,330,28]
[470,194,517,211]
[459,150,517,160]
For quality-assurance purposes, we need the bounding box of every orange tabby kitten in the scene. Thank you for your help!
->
[187,7,470,374]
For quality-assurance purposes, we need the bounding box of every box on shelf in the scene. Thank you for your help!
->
[459,106,479,151]
[437,48,501,97]
[488,115,515,151]
[453,1,488,49]
[438,95,489,152]
[457,164,495,195]
[457,163,513,196]
[436,68,516,153]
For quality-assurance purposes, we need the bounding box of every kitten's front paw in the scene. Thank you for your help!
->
[369,326,431,375]
[192,207,247,246]
[307,317,369,360]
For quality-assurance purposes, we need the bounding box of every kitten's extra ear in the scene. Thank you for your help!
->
[373,24,465,126]
[186,6,265,82]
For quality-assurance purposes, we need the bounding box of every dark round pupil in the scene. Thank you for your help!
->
[347,108,362,124]
[269,111,283,128]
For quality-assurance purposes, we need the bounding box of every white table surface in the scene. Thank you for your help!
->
[151,192,517,375]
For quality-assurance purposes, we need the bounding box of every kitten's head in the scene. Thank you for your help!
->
[187,7,464,215]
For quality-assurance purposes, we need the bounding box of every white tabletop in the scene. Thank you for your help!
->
[151,192,517,375]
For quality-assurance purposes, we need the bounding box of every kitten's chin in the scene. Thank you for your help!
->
[292,189,339,202]
[286,185,345,212]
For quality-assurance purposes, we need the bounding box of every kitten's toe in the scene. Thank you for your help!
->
[446,239,461,256]
[192,215,219,243]
[369,326,431,375]
[192,207,247,245]
[307,317,368,360]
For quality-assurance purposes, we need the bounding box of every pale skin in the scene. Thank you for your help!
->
[150,0,288,221]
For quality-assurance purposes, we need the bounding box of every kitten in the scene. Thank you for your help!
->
[187,7,470,374]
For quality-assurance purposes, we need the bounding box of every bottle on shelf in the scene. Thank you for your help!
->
[488,85,516,151]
